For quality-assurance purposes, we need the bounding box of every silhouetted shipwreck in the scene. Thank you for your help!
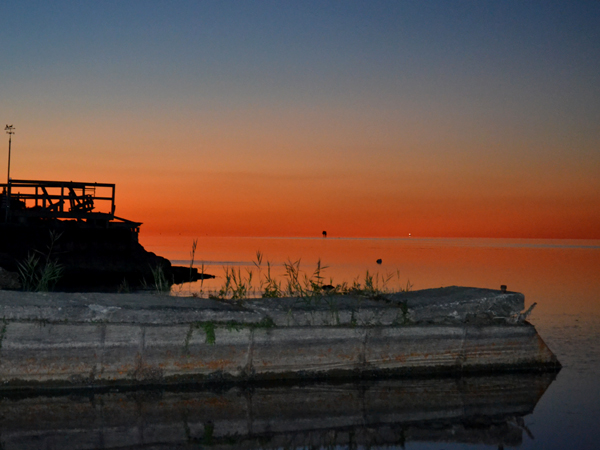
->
[0,179,207,290]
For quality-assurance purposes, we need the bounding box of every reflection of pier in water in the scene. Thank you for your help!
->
[0,372,555,449]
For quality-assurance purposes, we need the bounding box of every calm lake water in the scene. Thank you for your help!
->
[2,237,598,449]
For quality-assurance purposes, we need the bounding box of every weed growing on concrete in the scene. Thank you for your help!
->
[325,296,343,325]
[18,254,41,290]
[150,264,170,293]
[118,278,131,293]
[183,324,195,354]
[254,316,276,329]
[225,321,242,332]
[202,322,216,345]
[389,300,410,326]
[206,252,411,301]
[279,258,330,302]
[339,270,412,298]
[17,231,64,292]
[216,268,231,299]
[283,259,305,297]
[353,270,394,297]
[183,317,276,352]
[183,321,216,352]
[253,251,282,298]
[262,261,282,297]
[215,267,254,300]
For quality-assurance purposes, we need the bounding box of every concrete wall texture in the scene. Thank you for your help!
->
[0,287,560,389]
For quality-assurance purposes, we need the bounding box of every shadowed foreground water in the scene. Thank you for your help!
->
[0,372,556,449]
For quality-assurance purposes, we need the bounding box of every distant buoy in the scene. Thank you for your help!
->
[376,259,382,265]
[409,233,412,237]
[322,231,327,238]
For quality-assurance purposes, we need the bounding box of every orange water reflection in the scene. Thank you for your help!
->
[141,236,600,314]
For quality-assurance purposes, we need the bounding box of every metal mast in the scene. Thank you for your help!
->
[5,125,15,184]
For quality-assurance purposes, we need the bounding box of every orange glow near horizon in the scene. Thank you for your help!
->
[101,150,599,240]
[124,181,600,240]
[9,91,600,240]
[10,132,600,240]
[4,2,600,240]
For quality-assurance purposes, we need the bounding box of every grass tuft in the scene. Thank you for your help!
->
[150,264,170,293]
[203,251,411,301]
[17,230,64,292]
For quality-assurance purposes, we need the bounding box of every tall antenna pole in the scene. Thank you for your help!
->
[5,125,15,184]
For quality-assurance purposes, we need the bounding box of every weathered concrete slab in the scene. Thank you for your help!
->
[0,291,264,324]
[0,287,560,388]
[251,327,367,376]
[0,286,525,326]
[385,286,525,323]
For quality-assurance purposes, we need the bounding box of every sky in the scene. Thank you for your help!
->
[1,0,599,239]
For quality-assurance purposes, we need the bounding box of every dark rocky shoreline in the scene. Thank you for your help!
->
[0,222,213,291]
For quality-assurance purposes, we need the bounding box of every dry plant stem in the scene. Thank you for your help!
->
[189,238,198,283]
[186,238,208,298]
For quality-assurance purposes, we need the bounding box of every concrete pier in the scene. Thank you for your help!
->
[0,287,560,389]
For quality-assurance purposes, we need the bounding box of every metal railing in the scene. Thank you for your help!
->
[1,179,116,221]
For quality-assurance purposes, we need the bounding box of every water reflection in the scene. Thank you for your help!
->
[0,373,556,449]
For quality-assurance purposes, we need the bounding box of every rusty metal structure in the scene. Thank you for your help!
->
[0,179,140,230]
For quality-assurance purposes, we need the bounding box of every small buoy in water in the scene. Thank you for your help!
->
[501,285,507,293]
[376,259,382,264]
[322,231,327,238]
[409,233,412,237]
